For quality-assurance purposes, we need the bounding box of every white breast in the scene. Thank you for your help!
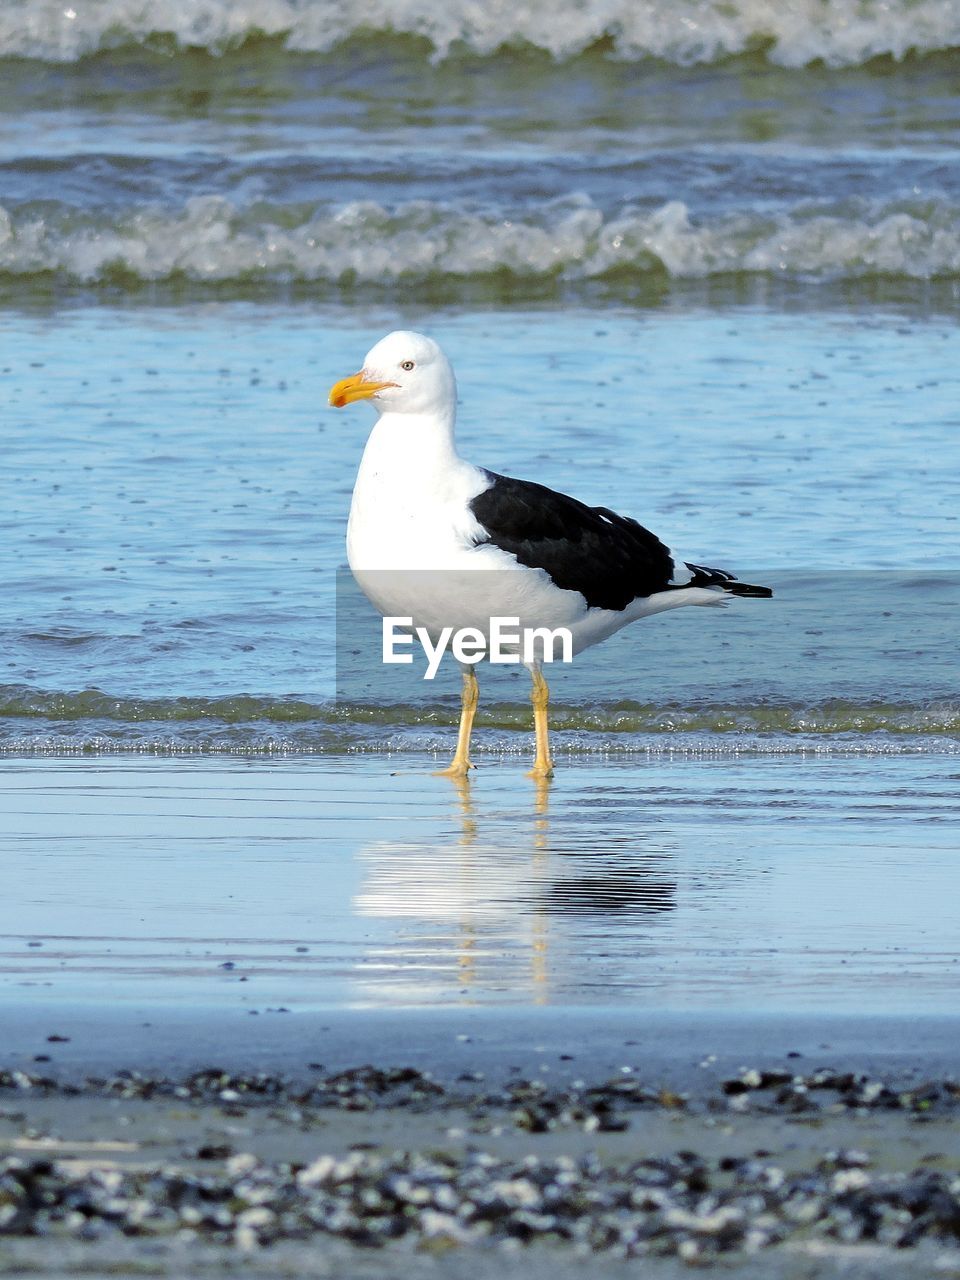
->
[347,429,488,573]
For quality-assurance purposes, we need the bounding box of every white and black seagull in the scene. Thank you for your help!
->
[330,331,772,779]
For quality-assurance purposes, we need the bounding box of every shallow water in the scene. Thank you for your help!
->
[1,304,958,755]
[2,755,958,1015]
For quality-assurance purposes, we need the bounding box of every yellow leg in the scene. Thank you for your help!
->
[435,667,479,778]
[527,666,554,779]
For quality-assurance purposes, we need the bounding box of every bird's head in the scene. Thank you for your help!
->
[329,331,456,418]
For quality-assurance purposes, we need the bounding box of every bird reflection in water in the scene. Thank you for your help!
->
[352,773,677,1006]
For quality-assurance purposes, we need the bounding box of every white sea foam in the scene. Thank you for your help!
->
[2,195,959,285]
[2,684,959,739]
[2,0,958,66]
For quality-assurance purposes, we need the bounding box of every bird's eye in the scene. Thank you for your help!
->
[400,360,415,371]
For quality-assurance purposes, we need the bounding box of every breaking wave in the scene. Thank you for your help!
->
[3,195,960,291]
[2,686,959,755]
[2,0,958,66]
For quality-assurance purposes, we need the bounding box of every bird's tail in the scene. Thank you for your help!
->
[685,563,773,598]
[722,581,773,599]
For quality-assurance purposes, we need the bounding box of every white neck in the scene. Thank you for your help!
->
[347,403,490,574]
[356,408,463,489]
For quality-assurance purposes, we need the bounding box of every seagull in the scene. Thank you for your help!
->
[330,331,772,779]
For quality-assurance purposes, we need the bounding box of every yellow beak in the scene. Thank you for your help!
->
[328,371,397,408]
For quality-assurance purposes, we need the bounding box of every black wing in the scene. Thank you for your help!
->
[470,472,772,610]
[470,472,679,611]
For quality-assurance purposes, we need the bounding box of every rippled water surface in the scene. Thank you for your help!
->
[2,756,959,1014]
[2,305,958,754]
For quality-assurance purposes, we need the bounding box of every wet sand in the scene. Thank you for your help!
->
[4,754,959,1016]
[5,1003,960,1085]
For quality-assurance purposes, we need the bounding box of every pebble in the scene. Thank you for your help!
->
[1,1062,959,1258]
[1,1142,958,1256]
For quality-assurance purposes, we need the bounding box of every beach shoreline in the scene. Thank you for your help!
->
[5,1002,960,1085]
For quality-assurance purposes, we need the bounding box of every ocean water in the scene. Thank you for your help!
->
[1,2,958,1017]
[2,304,958,755]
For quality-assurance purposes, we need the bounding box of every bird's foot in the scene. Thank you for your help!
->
[434,759,476,779]
[526,762,554,780]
